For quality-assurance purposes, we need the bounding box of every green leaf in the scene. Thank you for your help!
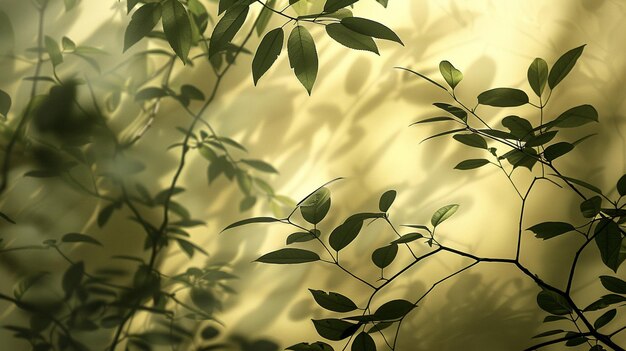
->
[300,187,332,224]
[431,204,459,227]
[478,129,517,140]
[286,230,320,245]
[501,115,534,141]
[532,329,565,339]
[223,216,281,231]
[421,128,466,144]
[190,287,217,315]
[580,196,601,218]
[287,342,334,351]
[527,58,548,97]
[477,88,529,107]
[252,28,284,85]
[351,332,376,351]
[549,105,598,129]
[371,244,398,269]
[309,289,358,313]
[326,23,378,54]
[374,299,415,320]
[162,0,192,62]
[544,142,574,162]
[288,26,318,95]
[329,219,363,251]
[312,319,359,341]
[44,36,63,67]
[98,203,116,228]
[180,85,205,101]
[341,17,402,45]
[617,175,626,197]
[453,133,487,149]
[124,3,162,52]
[61,36,76,52]
[61,233,102,246]
[502,147,538,170]
[543,316,569,323]
[536,290,571,315]
[410,116,456,126]
[218,0,238,15]
[527,222,575,240]
[433,103,467,121]
[548,45,585,89]
[209,4,249,58]
[391,232,424,244]
[550,174,602,194]
[255,0,276,35]
[525,131,557,147]
[379,190,396,212]
[584,294,626,312]
[241,159,278,173]
[594,309,616,330]
[127,0,140,13]
[239,196,256,211]
[439,60,463,90]
[64,0,79,11]
[62,262,85,297]
[256,248,320,264]
[600,276,626,294]
[324,0,358,13]
[136,87,168,101]
[0,89,11,118]
[454,159,490,170]
[594,219,624,272]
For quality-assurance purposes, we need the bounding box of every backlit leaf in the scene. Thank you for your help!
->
[439,60,463,89]
[288,26,318,94]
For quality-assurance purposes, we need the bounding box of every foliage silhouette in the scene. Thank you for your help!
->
[227,45,626,350]
[0,0,400,350]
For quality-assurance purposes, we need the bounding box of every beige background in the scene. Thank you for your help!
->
[1,0,626,350]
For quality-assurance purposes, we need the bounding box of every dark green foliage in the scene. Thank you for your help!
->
[309,290,358,313]
[312,319,359,341]
[256,248,320,264]
[124,3,162,52]
[371,244,398,269]
[378,190,396,212]
[477,88,529,107]
[288,26,318,94]
[252,28,284,85]
[326,23,379,54]
[527,222,575,240]
[548,45,585,89]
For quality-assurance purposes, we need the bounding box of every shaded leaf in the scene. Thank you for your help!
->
[256,248,320,264]
[62,261,85,297]
[351,332,376,351]
[324,0,358,13]
[439,60,463,89]
[309,289,358,313]
[371,244,398,269]
[527,222,575,240]
[394,67,447,92]
[549,105,598,129]
[477,88,529,107]
[454,159,490,170]
[341,17,402,44]
[288,26,318,94]
[44,36,63,67]
[241,159,277,173]
[286,230,320,245]
[0,89,11,118]
[431,204,459,227]
[124,3,162,52]
[312,319,359,341]
[501,115,534,141]
[223,216,281,231]
[410,116,456,126]
[391,232,424,244]
[536,290,571,315]
[453,133,487,149]
[600,275,626,294]
[528,58,548,96]
[379,190,396,212]
[525,131,557,147]
[62,233,102,246]
[252,28,284,85]
[374,299,415,320]
[544,142,574,162]
[580,196,601,218]
[329,219,363,251]
[433,103,467,121]
[209,4,249,57]
[548,45,585,89]
[594,309,616,330]
[594,219,624,272]
[326,23,378,54]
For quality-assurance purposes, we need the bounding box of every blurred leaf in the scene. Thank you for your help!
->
[454,159,490,170]
[379,190,396,212]
[62,36,76,51]
[241,159,278,173]
[431,204,459,227]
[239,196,257,211]
[181,84,205,100]
[201,326,220,340]
[548,45,585,89]
[341,17,402,45]
[98,203,117,227]
[256,248,320,264]
[62,233,102,246]
[528,58,548,96]
[124,3,162,52]
[351,332,375,351]
[374,299,415,320]
[617,174,626,197]
[477,88,529,107]
[252,28,284,85]
[536,290,571,315]
[312,319,359,341]
[136,87,168,101]
[0,89,11,118]
[309,289,358,313]
[288,25,318,95]
[62,261,85,298]
[44,36,63,67]
[13,272,48,300]
[439,60,463,89]
[410,116,456,126]
[64,0,79,11]
[527,222,575,240]
[256,0,276,35]
[326,23,378,54]
[371,244,398,269]
[209,4,249,58]
[0,211,15,224]
[191,287,217,315]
